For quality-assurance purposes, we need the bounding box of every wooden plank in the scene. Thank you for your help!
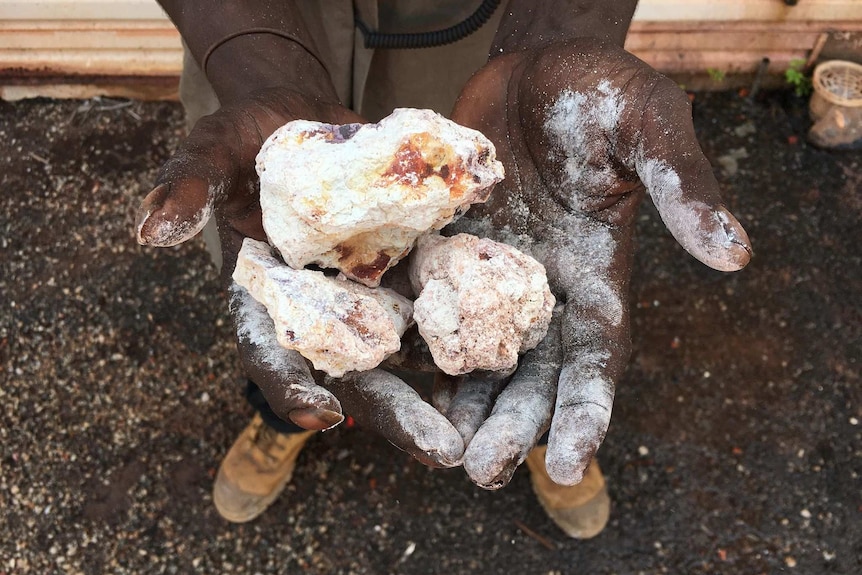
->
[627,30,821,52]
[0,49,182,75]
[633,0,862,21]
[626,21,862,52]
[0,80,178,101]
[629,20,862,33]
[631,50,807,75]
[0,0,167,20]
[2,28,181,50]
[0,19,177,31]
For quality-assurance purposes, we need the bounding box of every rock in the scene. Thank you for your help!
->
[257,108,505,287]
[409,233,555,376]
[233,238,414,377]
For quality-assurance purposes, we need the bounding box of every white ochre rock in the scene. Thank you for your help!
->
[256,108,505,287]
[233,238,414,378]
[409,233,555,376]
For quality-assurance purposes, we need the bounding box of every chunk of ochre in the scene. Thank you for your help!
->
[409,233,555,376]
[233,238,414,378]
[257,108,504,287]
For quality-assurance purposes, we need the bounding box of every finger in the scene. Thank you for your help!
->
[324,369,465,468]
[635,80,752,272]
[230,283,343,430]
[136,113,244,247]
[462,308,561,489]
[436,372,508,445]
[545,304,628,486]
[431,372,457,414]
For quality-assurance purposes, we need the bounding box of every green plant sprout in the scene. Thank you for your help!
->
[707,68,726,83]
[785,59,813,97]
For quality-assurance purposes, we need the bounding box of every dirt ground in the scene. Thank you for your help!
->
[1,90,860,575]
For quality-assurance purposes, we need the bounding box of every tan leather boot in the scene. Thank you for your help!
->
[525,446,610,539]
[213,414,316,523]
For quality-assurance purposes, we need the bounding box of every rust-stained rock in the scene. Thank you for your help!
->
[257,108,504,287]
[233,238,414,377]
[409,233,555,376]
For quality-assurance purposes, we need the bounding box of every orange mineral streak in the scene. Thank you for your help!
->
[330,233,408,286]
[377,133,470,200]
[295,128,335,144]
[349,251,394,284]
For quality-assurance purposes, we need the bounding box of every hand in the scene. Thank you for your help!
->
[438,38,752,488]
[136,87,469,466]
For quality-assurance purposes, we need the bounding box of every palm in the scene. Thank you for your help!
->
[447,39,751,486]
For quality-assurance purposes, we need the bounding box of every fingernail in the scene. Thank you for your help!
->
[475,466,516,490]
[289,408,344,431]
[135,183,170,245]
[135,179,214,247]
[413,450,460,469]
[715,207,753,271]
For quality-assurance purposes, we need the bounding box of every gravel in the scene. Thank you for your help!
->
[1,91,859,574]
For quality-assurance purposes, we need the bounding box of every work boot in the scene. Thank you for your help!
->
[525,446,610,539]
[213,413,315,523]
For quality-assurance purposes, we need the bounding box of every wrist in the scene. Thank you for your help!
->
[492,0,638,53]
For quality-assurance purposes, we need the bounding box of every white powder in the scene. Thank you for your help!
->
[229,283,338,410]
[440,377,507,445]
[545,353,614,486]
[638,156,746,271]
[137,190,215,247]
[340,369,464,466]
[544,81,626,201]
[462,309,561,488]
[532,214,623,327]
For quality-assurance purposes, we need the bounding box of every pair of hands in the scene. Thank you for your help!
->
[136,38,751,489]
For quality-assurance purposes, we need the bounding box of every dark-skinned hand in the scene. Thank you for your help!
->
[136,86,475,468]
[426,37,753,489]
[136,33,752,488]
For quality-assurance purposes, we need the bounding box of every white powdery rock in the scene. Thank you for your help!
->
[257,108,504,287]
[233,238,414,378]
[409,233,556,376]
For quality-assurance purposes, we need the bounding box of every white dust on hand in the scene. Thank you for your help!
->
[544,80,626,200]
[501,83,631,486]
[637,156,744,271]
[462,307,561,488]
[229,282,339,410]
[545,348,614,486]
[333,369,464,466]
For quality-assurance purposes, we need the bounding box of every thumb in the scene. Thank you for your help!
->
[636,83,752,272]
[136,113,242,247]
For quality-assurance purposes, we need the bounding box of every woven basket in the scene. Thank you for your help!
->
[812,60,862,108]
